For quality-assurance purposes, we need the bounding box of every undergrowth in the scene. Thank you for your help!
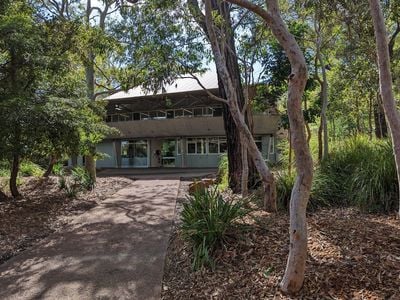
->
[181,186,249,270]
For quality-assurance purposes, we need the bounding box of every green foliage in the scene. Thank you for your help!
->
[275,170,295,210]
[19,161,44,177]
[216,154,229,190]
[71,166,94,191]
[275,136,398,213]
[181,187,248,270]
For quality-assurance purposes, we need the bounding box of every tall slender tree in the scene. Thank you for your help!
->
[225,0,313,294]
[369,0,400,218]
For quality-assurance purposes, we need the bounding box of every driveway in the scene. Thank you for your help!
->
[0,179,180,300]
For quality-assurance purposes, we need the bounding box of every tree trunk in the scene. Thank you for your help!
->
[84,1,97,182]
[317,119,323,162]
[223,0,314,293]
[188,0,256,193]
[369,0,400,219]
[288,129,293,176]
[374,92,388,138]
[368,92,373,140]
[10,154,20,198]
[43,156,57,177]
[241,133,249,197]
[203,0,277,212]
[318,57,329,160]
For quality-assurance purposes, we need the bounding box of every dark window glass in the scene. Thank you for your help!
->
[188,142,196,154]
[219,140,227,153]
[194,108,203,116]
[133,113,140,120]
[208,139,219,153]
[213,107,223,117]
[112,115,118,122]
[166,110,174,119]
[184,109,193,117]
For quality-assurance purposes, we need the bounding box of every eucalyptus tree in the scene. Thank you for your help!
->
[224,0,313,294]
[369,0,400,218]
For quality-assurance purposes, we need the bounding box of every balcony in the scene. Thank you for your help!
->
[106,111,280,139]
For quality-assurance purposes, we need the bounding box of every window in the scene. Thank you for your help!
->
[111,115,118,122]
[166,110,174,119]
[177,139,182,155]
[106,115,111,122]
[254,137,262,152]
[183,109,193,117]
[133,113,140,120]
[187,140,196,154]
[269,136,275,154]
[187,138,205,154]
[193,108,203,117]
[219,139,227,153]
[208,138,219,154]
[140,112,149,120]
[213,107,223,117]
[174,109,183,118]
[204,107,214,116]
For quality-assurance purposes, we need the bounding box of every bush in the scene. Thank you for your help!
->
[312,136,398,213]
[217,154,229,190]
[19,161,44,177]
[71,166,94,191]
[275,136,398,213]
[181,187,248,270]
[275,170,295,210]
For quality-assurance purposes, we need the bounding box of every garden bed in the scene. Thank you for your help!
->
[162,184,400,299]
[0,176,133,265]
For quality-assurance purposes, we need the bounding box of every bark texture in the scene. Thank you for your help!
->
[43,156,57,177]
[10,154,20,198]
[225,0,313,293]
[203,0,277,212]
[369,0,400,218]
[188,0,252,193]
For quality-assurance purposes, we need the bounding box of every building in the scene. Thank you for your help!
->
[93,72,280,168]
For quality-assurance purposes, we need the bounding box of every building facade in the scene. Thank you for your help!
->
[91,72,280,169]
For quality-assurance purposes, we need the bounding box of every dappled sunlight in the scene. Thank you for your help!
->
[0,179,180,299]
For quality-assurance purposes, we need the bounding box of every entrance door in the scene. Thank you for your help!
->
[121,140,149,167]
[161,139,176,167]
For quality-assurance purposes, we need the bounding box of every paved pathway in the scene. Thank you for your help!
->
[0,179,180,300]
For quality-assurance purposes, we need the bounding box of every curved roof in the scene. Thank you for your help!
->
[106,71,219,101]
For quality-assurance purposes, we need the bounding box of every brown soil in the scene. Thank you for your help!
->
[162,186,400,299]
[0,176,133,265]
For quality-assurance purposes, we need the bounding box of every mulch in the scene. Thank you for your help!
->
[162,187,400,299]
[0,176,133,265]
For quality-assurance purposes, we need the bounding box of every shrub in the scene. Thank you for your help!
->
[19,161,44,177]
[275,170,295,210]
[312,136,398,213]
[52,162,64,176]
[181,187,248,270]
[71,166,94,191]
[217,154,229,190]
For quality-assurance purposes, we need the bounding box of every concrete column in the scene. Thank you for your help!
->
[114,140,122,168]
[181,138,187,168]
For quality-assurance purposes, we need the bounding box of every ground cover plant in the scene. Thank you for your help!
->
[181,187,249,270]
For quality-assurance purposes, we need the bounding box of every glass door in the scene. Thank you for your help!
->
[121,140,148,167]
[161,139,176,167]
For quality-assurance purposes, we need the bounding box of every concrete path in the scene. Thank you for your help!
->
[0,179,180,300]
